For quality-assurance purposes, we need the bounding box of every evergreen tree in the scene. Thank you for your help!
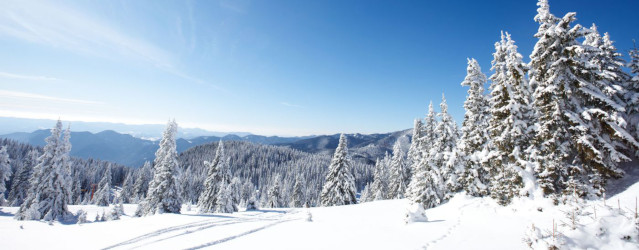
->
[487,32,536,204]
[388,140,409,199]
[433,94,460,201]
[359,183,371,203]
[406,150,438,208]
[320,134,357,206]
[215,183,235,213]
[120,171,134,203]
[8,149,38,206]
[198,141,224,213]
[215,156,235,213]
[267,177,282,208]
[0,146,11,202]
[138,119,182,215]
[529,2,636,198]
[93,166,112,206]
[291,175,306,207]
[458,58,491,197]
[627,43,639,148]
[15,120,73,221]
[370,158,388,200]
[132,161,151,202]
[406,119,423,172]
[407,96,455,208]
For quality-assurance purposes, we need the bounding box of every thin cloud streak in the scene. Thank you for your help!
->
[280,102,304,108]
[0,90,102,105]
[0,71,59,81]
[0,0,218,90]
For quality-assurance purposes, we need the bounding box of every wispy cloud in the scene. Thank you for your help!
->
[280,102,304,108]
[219,0,249,14]
[0,71,59,81]
[0,90,102,105]
[0,0,173,68]
[0,0,220,89]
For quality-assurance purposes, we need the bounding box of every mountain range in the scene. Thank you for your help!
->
[0,117,251,139]
[0,129,409,167]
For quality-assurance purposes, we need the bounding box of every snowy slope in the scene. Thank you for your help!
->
[1,185,638,250]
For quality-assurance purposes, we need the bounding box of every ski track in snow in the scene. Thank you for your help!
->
[103,210,297,250]
[422,200,478,250]
[183,218,297,250]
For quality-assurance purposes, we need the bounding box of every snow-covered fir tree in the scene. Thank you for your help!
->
[215,156,236,213]
[387,140,409,199]
[433,94,460,201]
[406,119,423,172]
[529,1,637,198]
[198,140,224,213]
[627,43,639,148]
[359,183,371,203]
[215,183,235,213]
[8,149,38,206]
[486,32,536,204]
[138,119,182,215]
[406,96,456,208]
[320,134,357,206]
[132,161,152,202]
[267,176,282,208]
[583,25,638,160]
[458,58,491,197]
[93,166,112,206]
[0,146,11,203]
[291,174,306,207]
[15,120,73,221]
[120,171,134,203]
[370,158,388,200]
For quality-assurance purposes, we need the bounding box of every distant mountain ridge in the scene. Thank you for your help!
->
[0,130,314,167]
[277,130,412,164]
[0,117,251,139]
[0,128,410,167]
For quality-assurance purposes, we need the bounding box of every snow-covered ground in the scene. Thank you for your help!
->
[2,183,638,250]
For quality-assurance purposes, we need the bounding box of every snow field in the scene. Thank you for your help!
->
[1,183,638,250]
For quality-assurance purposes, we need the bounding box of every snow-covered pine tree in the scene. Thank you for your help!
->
[359,183,371,203]
[8,149,38,206]
[120,171,134,203]
[529,3,637,198]
[215,156,235,213]
[406,97,452,208]
[433,94,460,201]
[229,177,243,209]
[370,158,388,200]
[132,161,151,202]
[458,58,491,197]
[139,119,182,215]
[406,129,438,208]
[583,25,639,161]
[198,140,224,213]
[388,140,409,199]
[215,183,235,213]
[406,119,423,173]
[61,125,73,204]
[267,177,282,208]
[320,134,357,206]
[93,166,112,206]
[487,32,536,205]
[291,174,306,207]
[628,43,639,148]
[246,190,259,211]
[15,120,73,221]
[422,102,438,154]
[0,146,11,203]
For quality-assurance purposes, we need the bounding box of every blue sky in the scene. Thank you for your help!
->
[0,0,638,136]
